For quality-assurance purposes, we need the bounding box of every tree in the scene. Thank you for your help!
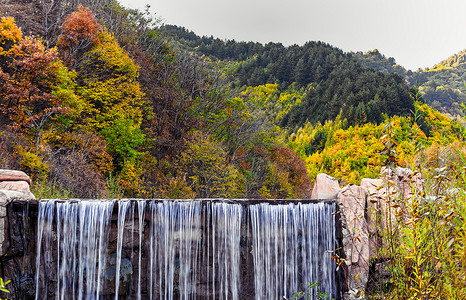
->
[57,5,101,67]
[177,131,241,198]
[0,17,76,132]
[58,7,146,194]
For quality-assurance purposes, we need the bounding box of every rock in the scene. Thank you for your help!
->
[379,167,423,200]
[0,170,35,200]
[104,253,133,295]
[338,184,369,296]
[360,178,386,258]
[361,176,401,254]
[0,181,35,256]
[395,166,413,179]
[375,167,422,228]
[13,275,35,299]
[360,178,383,236]
[357,167,425,298]
[311,173,341,199]
[0,190,29,201]
[0,189,35,200]
[0,169,31,184]
[338,168,425,299]
[0,181,33,197]
[360,178,383,197]
[343,289,365,300]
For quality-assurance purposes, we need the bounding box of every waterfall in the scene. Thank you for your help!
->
[147,201,202,299]
[210,202,243,300]
[34,199,53,300]
[34,199,339,299]
[115,200,131,300]
[137,201,146,300]
[35,200,114,299]
[250,202,337,299]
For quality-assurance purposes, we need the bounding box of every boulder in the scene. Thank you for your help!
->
[0,169,31,184]
[360,178,383,237]
[311,173,341,199]
[379,166,423,200]
[366,167,423,237]
[337,168,425,299]
[361,175,403,252]
[395,166,413,178]
[360,178,383,197]
[0,181,34,199]
[360,178,387,260]
[0,190,29,201]
[0,170,35,257]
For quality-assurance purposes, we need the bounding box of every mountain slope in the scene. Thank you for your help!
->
[165,25,413,127]
[417,50,466,116]
[354,48,466,117]
[353,49,410,78]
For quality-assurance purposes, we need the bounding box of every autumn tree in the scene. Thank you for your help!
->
[57,5,101,67]
[177,131,242,198]
[0,16,108,194]
[0,16,76,132]
[57,7,146,195]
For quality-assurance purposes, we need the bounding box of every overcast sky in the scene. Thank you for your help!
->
[118,0,466,71]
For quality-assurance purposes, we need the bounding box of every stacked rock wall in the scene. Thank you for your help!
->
[310,168,423,299]
[0,170,35,253]
[0,170,36,299]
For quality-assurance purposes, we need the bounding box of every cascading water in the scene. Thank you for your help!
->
[210,202,243,300]
[136,201,145,300]
[34,199,339,299]
[35,200,114,299]
[115,200,131,300]
[250,202,337,299]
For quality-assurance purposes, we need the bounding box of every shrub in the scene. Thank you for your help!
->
[368,151,466,299]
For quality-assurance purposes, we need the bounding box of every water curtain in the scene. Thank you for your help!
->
[34,200,338,299]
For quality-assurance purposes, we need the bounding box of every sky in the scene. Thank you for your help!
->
[118,0,466,71]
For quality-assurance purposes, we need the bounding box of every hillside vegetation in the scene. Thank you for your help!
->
[0,0,464,198]
[355,48,466,117]
[0,0,310,199]
[165,26,414,127]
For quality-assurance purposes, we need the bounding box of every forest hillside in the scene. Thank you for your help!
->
[355,48,466,118]
[0,0,464,200]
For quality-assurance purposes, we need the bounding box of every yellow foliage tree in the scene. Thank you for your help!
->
[58,7,146,195]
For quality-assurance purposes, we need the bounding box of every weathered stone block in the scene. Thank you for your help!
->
[0,180,32,196]
[0,190,27,201]
[360,178,383,236]
[311,173,341,199]
[0,169,31,184]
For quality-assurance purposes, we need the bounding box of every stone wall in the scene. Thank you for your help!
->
[0,170,35,253]
[311,168,423,299]
[0,170,36,299]
[0,170,341,299]
[3,200,340,299]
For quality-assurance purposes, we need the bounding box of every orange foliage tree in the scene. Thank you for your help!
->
[57,5,101,67]
[0,16,75,131]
